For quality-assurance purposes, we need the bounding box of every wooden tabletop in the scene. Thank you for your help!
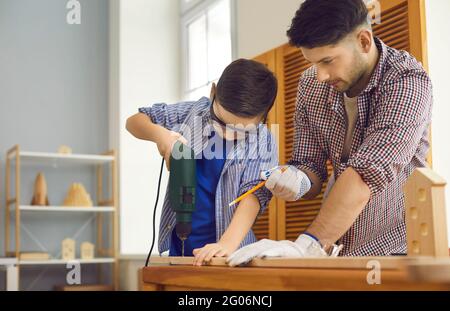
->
[141,256,450,291]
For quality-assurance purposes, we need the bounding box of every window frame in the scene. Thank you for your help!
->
[180,0,237,99]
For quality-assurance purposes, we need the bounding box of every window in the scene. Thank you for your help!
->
[181,0,234,100]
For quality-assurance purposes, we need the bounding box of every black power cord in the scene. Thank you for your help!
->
[145,157,165,267]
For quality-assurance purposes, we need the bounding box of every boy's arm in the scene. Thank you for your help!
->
[192,194,260,266]
[126,112,169,142]
[126,113,185,169]
[126,100,196,168]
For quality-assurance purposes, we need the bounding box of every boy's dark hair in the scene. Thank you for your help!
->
[287,0,370,48]
[216,59,278,119]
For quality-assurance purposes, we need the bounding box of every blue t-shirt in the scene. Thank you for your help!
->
[169,132,228,256]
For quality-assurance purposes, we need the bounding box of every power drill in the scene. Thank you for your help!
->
[168,140,196,256]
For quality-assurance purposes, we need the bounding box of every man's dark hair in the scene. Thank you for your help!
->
[287,0,370,48]
[216,59,278,119]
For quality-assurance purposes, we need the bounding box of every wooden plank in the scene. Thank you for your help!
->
[142,264,450,291]
[148,256,433,270]
[407,258,450,283]
[148,256,226,266]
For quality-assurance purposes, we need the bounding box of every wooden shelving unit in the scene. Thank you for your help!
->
[4,145,119,290]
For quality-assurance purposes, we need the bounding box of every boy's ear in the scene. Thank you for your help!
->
[209,83,217,101]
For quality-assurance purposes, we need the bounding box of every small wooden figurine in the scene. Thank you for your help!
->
[63,183,93,207]
[62,238,76,260]
[20,252,50,261]
[31,172,50,206]
[80,242,95,259]
[58,145,72,154]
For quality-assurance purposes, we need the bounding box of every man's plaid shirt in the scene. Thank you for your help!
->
[290,37,433,256]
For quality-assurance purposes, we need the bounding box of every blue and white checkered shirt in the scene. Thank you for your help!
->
[139,97,278,254]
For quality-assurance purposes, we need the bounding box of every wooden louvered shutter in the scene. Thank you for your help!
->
[371,0,427,66]
[274,45,333,240]
[252,50,278,240]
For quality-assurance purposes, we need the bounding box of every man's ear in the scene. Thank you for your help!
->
[357,28,373,53]
[210,82,217,101]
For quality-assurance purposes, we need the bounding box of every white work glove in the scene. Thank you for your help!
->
[263,165,311,201]
[226,234,342,267]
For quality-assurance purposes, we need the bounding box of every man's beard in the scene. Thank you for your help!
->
[341,53,367,94]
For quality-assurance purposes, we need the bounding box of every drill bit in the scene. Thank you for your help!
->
[181,238,185,257]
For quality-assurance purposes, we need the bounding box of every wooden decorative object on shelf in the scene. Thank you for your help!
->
[58,145,72,154]
[80,242,95,259]
[31,172,50,206]
[63,183,93,207]
[62,238,76,260]
[20,252,50,261]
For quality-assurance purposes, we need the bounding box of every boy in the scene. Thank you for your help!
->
[126,59,278,265]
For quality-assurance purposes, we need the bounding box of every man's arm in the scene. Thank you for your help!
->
[285,74,329,200]
[193,194,260,265]
[308,71,432,246]
[306,167,370,246]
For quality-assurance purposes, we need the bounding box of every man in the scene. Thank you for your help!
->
[227,0,432,266]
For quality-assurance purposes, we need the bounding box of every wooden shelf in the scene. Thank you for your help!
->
[15,205,115,212]
[19,257,115,265]
[9,151,114,165]
[5,145,119,289]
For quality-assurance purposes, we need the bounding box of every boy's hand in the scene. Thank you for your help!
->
[192,241,236,266]
[156,128,187,170]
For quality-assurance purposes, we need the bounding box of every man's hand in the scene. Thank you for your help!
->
[156,129,187,170]
[264,166,311,201]
[193,241,236,266]
[226,234,342,267]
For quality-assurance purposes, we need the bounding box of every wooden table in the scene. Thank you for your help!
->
[141,256,450,291]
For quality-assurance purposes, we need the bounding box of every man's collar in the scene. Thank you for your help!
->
[361,36,387,94]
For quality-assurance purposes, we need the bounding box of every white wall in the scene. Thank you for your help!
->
[0,0,109,290]
[109,0,181,255]
[425,0,450,244]
[235,0,302,58]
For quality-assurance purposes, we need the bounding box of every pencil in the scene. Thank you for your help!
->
[228,166,287,207]
[228,180,267,207]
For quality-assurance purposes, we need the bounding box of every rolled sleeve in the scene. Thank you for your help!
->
[238,132,278,214]
[348,72,432,196]
[138,100,195,130]
[239,177,273,215]
[289,76,328,183]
